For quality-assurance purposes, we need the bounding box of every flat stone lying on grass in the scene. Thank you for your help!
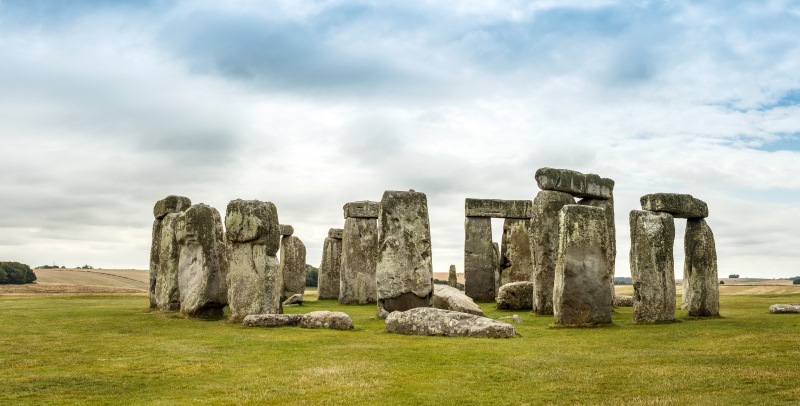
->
[242,311,354,330]
[432,285,484,316]
[535,167,614,199]
[496,281,533,310]
[768,304,800,314]
[384,307,516,338]
[614,295,634,307]
[640,193,708,219]
[282,293,303,306]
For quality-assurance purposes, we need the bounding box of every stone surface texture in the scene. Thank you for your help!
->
[553,205,613,326]
[682,218,720,317]
[339,217,379,304]
[154,213,182,311]
[498,218,534,288]
[614,295,634,307]
[496,281,534,310]
[432,285,484,316]
[242,311,353,330]
[278,224,294,236]
[343,200,380,218]
[531,190,574,315]
[149,219,162,309]
[535,167,614,199]
[579,197,617,296]
[328,228,344,239]
[282,293,303,306]
[317,235,343,300]
[464,217,495,301]
[153,195,192,220]
[376,190,434,314]
[769,304,800,314]
[464,198,532,218]
[225,199,282,322]
[176,204,229,319]
[447,265,458,288]
[280,235,307,301]
[640,193,708,219]
[629,210,676,322]
[384,308,516,338]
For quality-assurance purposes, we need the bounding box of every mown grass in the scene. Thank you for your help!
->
[1,292,799,405]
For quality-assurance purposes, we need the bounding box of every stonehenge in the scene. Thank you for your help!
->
[463,198,532,302]
[150,195,191,309]
[339,201,379,304]
[317,228,343,300]
[376,190,434,316]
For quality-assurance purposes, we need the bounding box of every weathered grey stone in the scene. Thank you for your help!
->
[499,315,524,323]
[176,204,228,319]
[317,236,342,300]
[496,281,533,310]
[447,265,458,288]
[242,313,301,327]
[535,167,614,199]
[149,219,162,309]
[385,307,516,338]
[498,218,534,288]
[769,304,800,314]
[579,197,616,298]
[464,217,495,302]
[464,199,532,219]
[339,217,378,304]
[553,205,613,326]
[532,190,574,315]
[224,199,280,254]
[227,245,281,321]
[299,311,354,330]
[153,195,191,220]
[682,218,719,317]
[278,224,294,236]
[376,190,434,315]
[432,285,484,316]
[328,228,343,240]
[343,200,380,218]
[640,193,708,219]
[614,294,634,307]
[282,293,303,306]
[280,235,306,301]
[629,210,676,322]
[154,213,181,311]
[492,242,500,296]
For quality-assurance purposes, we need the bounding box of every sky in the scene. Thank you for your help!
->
[1,0,799,279]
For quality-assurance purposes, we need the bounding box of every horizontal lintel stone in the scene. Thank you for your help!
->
[640,193,708,219]
[343,200,380,218]
[535,167,614,199]
[328,228,344,240]
[465,198,532,218]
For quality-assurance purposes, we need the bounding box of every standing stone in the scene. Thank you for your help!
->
[682,218,720,317]
[629,210,676,322]
[225,199,282,322]
[154,213,181,311]
[176,204,228,319]
[280,235,307,301]
[553,205,613,326]
[531,190,574,315]
[535,167,614,199]
[150,195,191,308]
[317,228,343,300]
[579,197,616,302]
[498,218,534,288]
[464,217,495,301]
[376,190,433,315]
[339,217,379,304]
[492,242,501,296]
[447,265,458,288]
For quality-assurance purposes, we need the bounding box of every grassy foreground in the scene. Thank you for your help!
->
[1,292,799,405]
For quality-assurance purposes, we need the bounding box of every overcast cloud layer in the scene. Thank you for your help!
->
[1,0,798,278]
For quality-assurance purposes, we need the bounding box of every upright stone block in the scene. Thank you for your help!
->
[531,190,574,315]
[579,197,616,301]
[280,235,307,301]
[553,205,613,326]
[150,195,191,309]
[535,167,614,199]
[629,210,676,323]
[155,213,181,311]
[640,193,708,219]
[339,217,379,304]
[447,265,458,288]
[317,228,343,300]
[176,204,228,319]
[343,200,380,218]
[682,218,719,316]
[464,217,495,301]
[465,199,532,218]
[225,199,282,321]
[376,190,433,315]
[498,218,534,288]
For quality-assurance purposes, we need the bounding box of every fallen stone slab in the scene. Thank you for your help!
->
[464,199,532,219]
[343,200,380,218]
[242,314,301,327]
[278,224,294,236]
[499,315,524,323]
[640,193,708,219]
[385,307,516,338]
[614,295,634,307]
[535,167,614,199]
[432,285,484,316]
[769,304,800,314]
[496,281,533,310]
[242,311,354,330]
[282,293,303,306]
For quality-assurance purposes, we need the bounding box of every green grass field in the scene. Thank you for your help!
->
[2,292,799,405]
